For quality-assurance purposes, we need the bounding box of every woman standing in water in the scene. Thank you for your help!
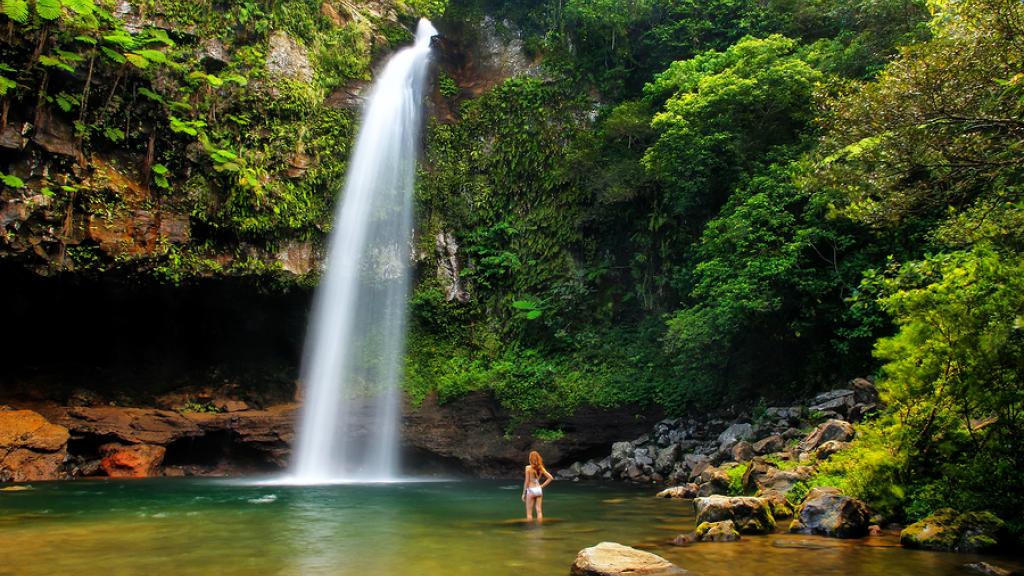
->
[522,450,554,521]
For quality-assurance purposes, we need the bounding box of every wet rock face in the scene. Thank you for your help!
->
[571,542,686,576]
[403,391,655,477]
[901,509,1006,553]
[267,31,314,83]
[694,495,776,534]
[435,231,469,303]
[100,443,166,477]
[789,487,870,538]
[0,410,70,482]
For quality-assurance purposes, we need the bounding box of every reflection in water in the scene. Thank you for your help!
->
[0,479,1021,576]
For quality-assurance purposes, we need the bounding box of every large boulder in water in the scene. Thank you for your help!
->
[571,542,686,575]
[695,520,741,542]
[694,495,776,534]
[789,487,870,538]
[0,410,69,481]
[900,508,1006,553]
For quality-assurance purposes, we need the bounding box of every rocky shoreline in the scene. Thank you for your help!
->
[556,378,1013,571]
[0,389,655,481]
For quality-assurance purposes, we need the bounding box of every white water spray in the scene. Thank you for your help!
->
[289,19,437,484]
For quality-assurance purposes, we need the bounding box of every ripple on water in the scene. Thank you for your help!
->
[247,495,277,504]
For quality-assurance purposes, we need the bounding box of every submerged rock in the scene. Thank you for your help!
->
[900,508,1005,553]
[695,520,741,542]
[694,495,776,534]
[0,410,69,482]
[789,487,869,538]
[656,484,699,499]
[964,562,1016,576]
[571,542,686,575]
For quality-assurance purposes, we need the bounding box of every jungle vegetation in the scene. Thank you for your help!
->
[1,0,1021,534]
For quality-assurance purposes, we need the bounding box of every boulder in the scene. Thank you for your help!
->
[716,423,753,452]
[849,378,880,405]
[809,389,856,416]
[755,467,813,494]
[696,467,730,497]
[0,410,70,481]
[560,462,584,480]
[656,484,699,499]
[100,443,166,478]
[571,542,686,576]
[655,444,681,475]
[611,441,633,463]
[695,520,741,542]
[752,434,785,455]
[741,459,771,492]
[757,488,794,519]
[731,441,754,462]
[814,440,850,460]
[694,495,776,534]
[798,419,855,453]
[682,453,709,476]
[581,461,601,479]
[789,487,870,538]
[900,509,1005,553]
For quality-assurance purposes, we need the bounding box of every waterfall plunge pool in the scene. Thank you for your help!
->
[2,479,1021,575]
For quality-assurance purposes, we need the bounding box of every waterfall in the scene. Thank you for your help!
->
[290,19,437,484]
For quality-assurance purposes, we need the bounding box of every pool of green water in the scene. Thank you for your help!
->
[1,479,1019,576]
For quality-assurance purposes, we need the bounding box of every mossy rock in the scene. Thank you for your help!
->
[901,508,1005,553]
[789,487,869,538]
[696,520,741,542]
[694,495,776,534]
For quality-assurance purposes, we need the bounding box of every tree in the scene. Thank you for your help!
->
[642,35,823,233]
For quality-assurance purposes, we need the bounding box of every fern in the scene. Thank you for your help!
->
[61,0,94,15]
[2,0,29,23]
[35,0,61,20]
[133,49,167,64]
[0,75,15,96]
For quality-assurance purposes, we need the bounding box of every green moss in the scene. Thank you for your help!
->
[533,427,564,441]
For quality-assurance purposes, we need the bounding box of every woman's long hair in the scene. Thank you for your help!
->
[528,450,548,479]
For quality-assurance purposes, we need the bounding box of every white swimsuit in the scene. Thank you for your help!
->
[527,486,543,497]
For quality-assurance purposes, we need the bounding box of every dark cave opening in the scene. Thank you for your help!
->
[0,263,311,406]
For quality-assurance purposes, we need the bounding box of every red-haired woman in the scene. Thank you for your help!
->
[522,450,554,521]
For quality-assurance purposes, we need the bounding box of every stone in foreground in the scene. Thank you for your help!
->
[789,487,869,538]
[571,542,686,575]
[900,508,1005,553]
[693,495,776,534]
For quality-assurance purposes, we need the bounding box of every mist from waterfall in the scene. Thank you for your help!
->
[289,19,437,484]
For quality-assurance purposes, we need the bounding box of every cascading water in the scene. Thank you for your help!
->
[289,19,437,484]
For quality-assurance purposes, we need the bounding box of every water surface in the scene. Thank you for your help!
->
[1,480,1019,575]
